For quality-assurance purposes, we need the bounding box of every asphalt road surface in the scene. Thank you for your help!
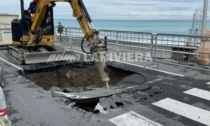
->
[0,49,210,126]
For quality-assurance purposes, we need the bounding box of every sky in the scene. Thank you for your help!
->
[0,0,209,20]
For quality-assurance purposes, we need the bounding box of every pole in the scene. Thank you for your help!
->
[60,32,62,42]
[201,0,208,33]
[20,0,24,19]
[104,36,107,49]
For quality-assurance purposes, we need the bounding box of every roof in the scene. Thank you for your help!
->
[0,13,19,17]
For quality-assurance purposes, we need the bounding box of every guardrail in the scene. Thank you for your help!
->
[98,29,158,69]
[99,30,154,54]
[155,33,200,62]
[64,28,154,54]
[61,27,210,70]
[2,26,210,69]
[154,33,210,67]
[62,27,158,68]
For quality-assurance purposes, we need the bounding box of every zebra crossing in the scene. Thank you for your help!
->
[184,88,210,101]
[110,82,210,126]
[109,111,163,126]
[153,98,210,126]
[153,82,210,126]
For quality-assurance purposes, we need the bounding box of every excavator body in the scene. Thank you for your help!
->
[9,0,110,85]
[10,0,72,64]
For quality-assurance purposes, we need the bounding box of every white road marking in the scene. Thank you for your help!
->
[207,82,210,85]
[184,88,210,101]
[0,57,23,71]
[73,51,184,77]
[109,59,184,77]
[153,98,210,126]
[109,111,162,126]
[148,78,164,84]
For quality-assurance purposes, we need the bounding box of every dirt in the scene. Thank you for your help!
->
[24,64,133,92]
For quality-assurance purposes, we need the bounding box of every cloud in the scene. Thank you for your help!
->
[0,0,208,20]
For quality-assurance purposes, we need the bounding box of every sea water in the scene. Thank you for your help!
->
[54,19,210,34]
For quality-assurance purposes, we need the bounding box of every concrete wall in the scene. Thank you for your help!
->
[0,14,18,45]
[0,14,19,25]
[0,14,19,29]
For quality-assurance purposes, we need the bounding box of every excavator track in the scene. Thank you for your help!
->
[8,46,25,64]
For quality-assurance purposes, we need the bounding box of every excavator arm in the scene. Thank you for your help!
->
[29,0,110,87]
[30,0,100,47]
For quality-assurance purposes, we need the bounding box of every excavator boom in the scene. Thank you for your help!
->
[29,0,98,47]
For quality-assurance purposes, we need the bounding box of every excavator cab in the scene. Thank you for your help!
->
[11,0,54,46]
[9,0,71,64]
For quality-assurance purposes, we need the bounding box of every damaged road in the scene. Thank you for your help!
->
[0,49,210,126]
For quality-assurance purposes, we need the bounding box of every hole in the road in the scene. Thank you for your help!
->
[116,102,124,107]
[23,63,134,93]
[74,100,100,114]
[72,99,125,113]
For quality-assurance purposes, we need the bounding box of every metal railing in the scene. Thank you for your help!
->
[99,29,158,69]
[63,28,154,54]
[154,33,210,67]
[2,26,210,69]
[155,33,200,61]
[99,30,154,54]
[60,27,158,69]
[60,27,210,70]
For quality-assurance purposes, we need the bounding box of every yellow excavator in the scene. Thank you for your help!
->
[9,0,110,86]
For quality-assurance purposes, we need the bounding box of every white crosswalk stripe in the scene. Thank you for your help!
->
[207,82,210,85]
[153,98,210,126]
[110,84,210,126]
[109,111,162,126]
[184,88,210,101]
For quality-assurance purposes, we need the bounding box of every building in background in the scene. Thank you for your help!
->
[0,14,19,46]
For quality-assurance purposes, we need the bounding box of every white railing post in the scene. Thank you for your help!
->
[116,32,119,51]
[65,27,68,41]
[69,28,72,50]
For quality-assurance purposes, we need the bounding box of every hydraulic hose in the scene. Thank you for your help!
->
[81,36,93,54]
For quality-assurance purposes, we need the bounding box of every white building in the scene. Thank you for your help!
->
[0,14,19,45]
